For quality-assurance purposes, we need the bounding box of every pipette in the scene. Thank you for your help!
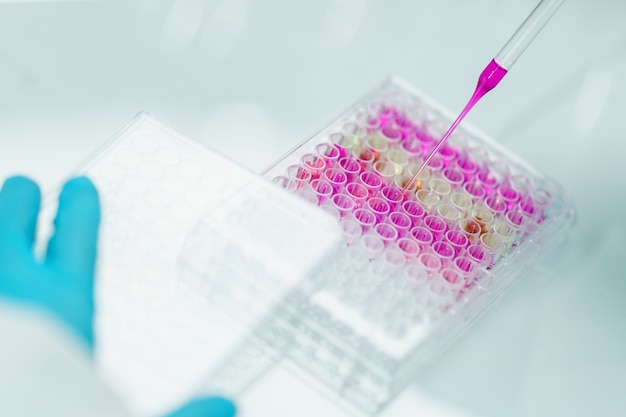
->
[403,0,566,191]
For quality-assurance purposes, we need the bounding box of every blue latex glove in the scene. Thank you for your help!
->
[0,176,98,345]
[166,398,236,417]
[0,175,236,417]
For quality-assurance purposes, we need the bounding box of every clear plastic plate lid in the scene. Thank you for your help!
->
[72,113,342,416]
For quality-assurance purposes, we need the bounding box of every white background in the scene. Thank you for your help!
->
[1,1,625,416]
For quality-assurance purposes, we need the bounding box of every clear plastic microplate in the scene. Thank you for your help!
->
[262,77,574,415]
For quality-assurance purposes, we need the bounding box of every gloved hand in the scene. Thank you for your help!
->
[0,175,236,417]
[0,175,98,345]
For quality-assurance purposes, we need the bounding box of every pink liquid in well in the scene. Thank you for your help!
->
[402,200,425,225]
[411,226,434,247]
[367,197,391,220]
[346,182,368,203]
[439,145,457,166]
[381,185,404,208]
[443,167,464,185]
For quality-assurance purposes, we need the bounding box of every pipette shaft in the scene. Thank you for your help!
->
[495,0,566,69]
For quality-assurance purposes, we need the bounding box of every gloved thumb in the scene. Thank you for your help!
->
[165,397,236,417]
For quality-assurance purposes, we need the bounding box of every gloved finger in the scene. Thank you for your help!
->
[0,176,41,249]
[46,177,100,280]
[165,397,236,417]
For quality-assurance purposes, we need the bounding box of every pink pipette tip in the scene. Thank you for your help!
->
[402,59,507,191]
